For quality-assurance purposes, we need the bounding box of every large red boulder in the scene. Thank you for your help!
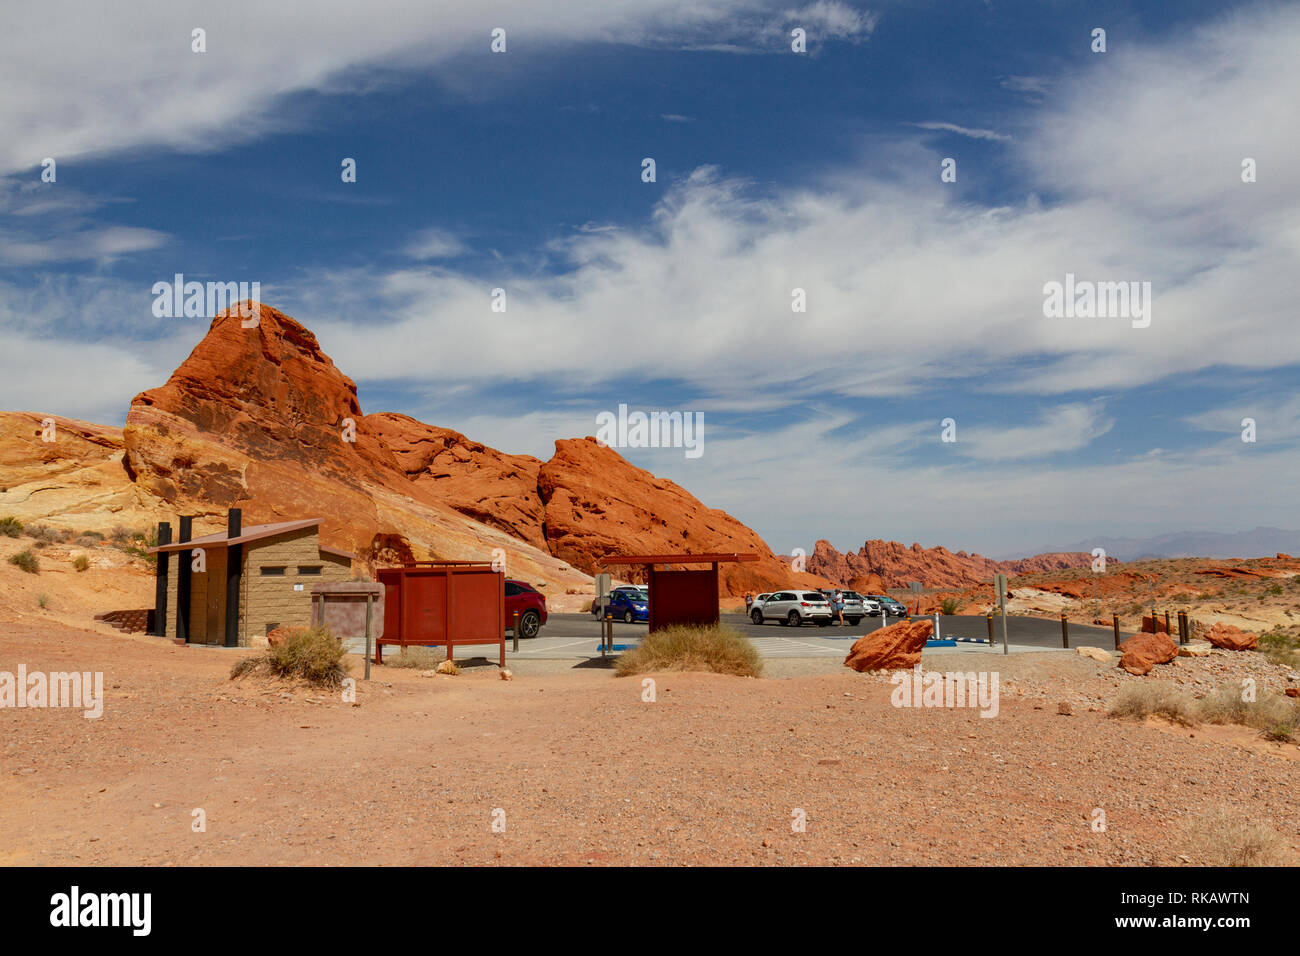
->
[1204,623,1258,651]
[844,618,934,672]
[1118,632,1179,676]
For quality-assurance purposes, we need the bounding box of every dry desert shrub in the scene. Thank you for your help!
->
[1181,808,1290,867]
[7,548,40,574]
[231,625,349,687]
[73,554,90,572]
[1197,687,1300,740]
[1107,683,1198,725]
[615,623,762,678]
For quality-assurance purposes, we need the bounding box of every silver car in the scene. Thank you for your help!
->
[752,590,832,627]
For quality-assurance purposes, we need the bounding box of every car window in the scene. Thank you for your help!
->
[803,592,827,602]
[505,582,521,596]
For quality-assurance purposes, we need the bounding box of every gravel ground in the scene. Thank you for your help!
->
[2,617,1297,866]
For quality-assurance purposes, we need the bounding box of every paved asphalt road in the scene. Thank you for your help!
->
[489,612,1119,661]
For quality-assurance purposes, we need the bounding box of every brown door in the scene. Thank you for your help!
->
[201,548,227,645]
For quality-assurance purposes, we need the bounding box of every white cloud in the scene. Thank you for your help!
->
[954,403,1114,461]
[908,121,1011,141]
[403,228,466,261]
[0,0,796,176]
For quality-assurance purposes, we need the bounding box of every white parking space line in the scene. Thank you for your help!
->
[512,639,591,655]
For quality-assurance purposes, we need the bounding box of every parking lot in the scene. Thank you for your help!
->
[496,612,1119,661]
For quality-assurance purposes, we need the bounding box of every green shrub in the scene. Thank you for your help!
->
[7,549,39,574]
[615,623,761,678]
[0,516,22,537]
[939,597,962,615]
[37,593,50,609]
[73,554,90,572]
[231,625,349,687]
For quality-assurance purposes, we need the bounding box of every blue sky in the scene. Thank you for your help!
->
[2,0,1298,558]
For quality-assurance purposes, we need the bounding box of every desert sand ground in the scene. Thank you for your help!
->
[2,608,1297,867]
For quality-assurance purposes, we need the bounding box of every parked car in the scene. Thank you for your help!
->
[752,590,832,627]
[869,595,908,617]
[818,589,866,625]
[592,585,649,623]
[505,579,548,637]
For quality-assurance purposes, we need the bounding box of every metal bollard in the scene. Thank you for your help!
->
[1060,611,1069,649]
[512,610,519,653]
[986,613,994,644]
[1112,613,1120,650]
[1164,610,1171,640]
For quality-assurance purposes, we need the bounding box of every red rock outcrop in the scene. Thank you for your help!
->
[122,305,587,593]
[808,538,1105,590]
[1118,632,1180,676]
[1203,623,1258,651]
[365,413,546,550]
[844,618,934,672]
[538,437,828,596]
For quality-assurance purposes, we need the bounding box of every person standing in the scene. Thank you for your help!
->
[744,591,754,615]
[832,589,845,626]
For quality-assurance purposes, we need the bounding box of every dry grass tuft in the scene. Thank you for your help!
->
[231,625,350,687]
[1107,683,1198,725]
[1181,808,1291,867]
[615,623,762,678]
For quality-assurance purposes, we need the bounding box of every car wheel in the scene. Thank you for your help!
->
[624,610,634,624]
[848,617,861,625]
[816,618,830,627]
[751,610,764,625]
[787,610,801,627]
[519,609,541,639]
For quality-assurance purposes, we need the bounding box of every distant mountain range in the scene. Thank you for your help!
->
[1035,527,1300,562]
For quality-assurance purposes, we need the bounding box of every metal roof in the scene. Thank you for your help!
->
[148,518,354,559]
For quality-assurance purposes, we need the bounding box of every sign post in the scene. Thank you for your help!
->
[994,573,1009,656]
[595,573,611,656]
[908,581,922,616]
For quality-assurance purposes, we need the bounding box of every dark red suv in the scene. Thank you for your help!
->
[505,579,547,638]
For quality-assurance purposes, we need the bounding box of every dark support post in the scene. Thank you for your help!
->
[153,521,171,636]
[1060,611,1069,649]
[512,611,519,653]
[364,595,373,681]
[1178,610,1189,645]
[1112,613,1121,650]
[224,508,242,648]
[1164,610,1171,641]
[176,516,192,644]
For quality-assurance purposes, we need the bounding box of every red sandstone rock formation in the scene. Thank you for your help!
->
[1203,622,1259,651]
[808,538,1104,590]
[844,618,934,672]
[1117,632,1180,676]
[538,437,828,595]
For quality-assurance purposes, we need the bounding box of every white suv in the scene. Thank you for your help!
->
[752,590,832,627]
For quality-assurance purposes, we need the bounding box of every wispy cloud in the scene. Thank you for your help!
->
[907,121,1011,141]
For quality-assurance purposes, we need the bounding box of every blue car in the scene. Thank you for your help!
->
[593,586,650,623]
